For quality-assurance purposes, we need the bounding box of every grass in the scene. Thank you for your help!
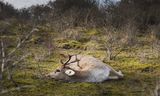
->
[0,35,160,96]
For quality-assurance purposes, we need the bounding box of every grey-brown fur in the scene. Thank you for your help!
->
[47,55,124,82]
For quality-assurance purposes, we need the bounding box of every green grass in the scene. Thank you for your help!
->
[56,39,84,49]
[1,36,160,96]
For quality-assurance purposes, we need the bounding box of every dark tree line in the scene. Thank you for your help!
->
[109,0,160,30]
[0,2,18,20]
[1,0,160,33]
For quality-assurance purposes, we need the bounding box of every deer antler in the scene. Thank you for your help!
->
[75,55,82,69]
[60,55,72,65]
[60,54,82,69]
[65,55,82,69]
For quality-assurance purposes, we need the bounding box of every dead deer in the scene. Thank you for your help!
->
[47,54,124,82]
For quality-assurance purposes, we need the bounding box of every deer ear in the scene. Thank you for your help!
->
[60,53,68,58]
[60,54,68,64]
[60,53,73,58]
[65,69,75,76]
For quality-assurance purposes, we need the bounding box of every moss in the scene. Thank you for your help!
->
[83,40,102,50]
[56,39,84,49]
[2,51,159,96]
[1,34,160,96]
[84,28,100,36]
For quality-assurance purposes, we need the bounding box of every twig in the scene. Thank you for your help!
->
[6,67,18,87]
[12,53,31,66]
[112,48,126,59]
[0,39,5,80]
[2,53,30,72]
[6,28,38,59]
[154,77,160,96]
[35,59,43,78]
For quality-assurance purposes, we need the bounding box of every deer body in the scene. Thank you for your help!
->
[47,55,124,82]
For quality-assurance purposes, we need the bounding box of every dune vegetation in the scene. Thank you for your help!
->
[0,0,160,96]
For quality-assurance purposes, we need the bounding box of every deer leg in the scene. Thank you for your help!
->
[108,76,119,80]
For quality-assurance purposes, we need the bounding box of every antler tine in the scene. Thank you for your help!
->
[60,54,72,65]
[64,55,72,65]
[75,55,82,69]
[60,55,72,65]
[75,55,79,61]
[60,59,65,64]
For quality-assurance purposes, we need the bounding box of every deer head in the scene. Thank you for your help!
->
[47,54,81,81]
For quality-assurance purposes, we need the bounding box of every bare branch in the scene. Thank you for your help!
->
[0,39,5,80]
[154,77,160,96]
[7,28,38,58]
[12,53,31,66]
[1,40,5,72]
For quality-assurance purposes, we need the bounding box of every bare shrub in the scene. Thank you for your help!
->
[33,46,54,62]
[61,27,85,40]
[150,25,160,58]
[100,27,127,60]
[121,20,138,46]
[0,25,38,85]
[153,40,160,58]
[154,77,160,96]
